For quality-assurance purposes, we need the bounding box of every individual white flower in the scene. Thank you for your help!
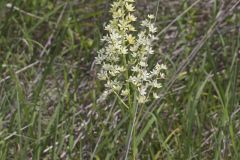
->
[111,2,121,11]
[97,71,108,80]
[95,54,105,64]
[131,52,137,58]
[160,64,167,70]
[153,92,159,99]
[149,24,157,33]
[101,35,109,42]
[127,14,137,22]
[126,34,135,44]
[138,95,147,104]
[113,8,124,18]
[130,45,138,52]
[109,70,117,76]
[129,76,140,86]
[160,73,166,79]
[125,3,135,12]
[155,63,161,69]
[105,80,113,89]
[139,61,148,67]
[131,65,140,72]
[121,88,130,96]
[151,68,158,76]
[146,47,154,54]
[102,63,112,71]
[151,80,162,88]
[141,70,150,81]
[111,55,120,62]
[113,84,121,91]
[116,66,126,72]
[105,24,112,31]
[138,86,147,96]
[148,14,155,19]
[150,35,159,41]
[128,24,136,31]
[118,19,128,30]
[120,46,128,54]
[141,20,150,27]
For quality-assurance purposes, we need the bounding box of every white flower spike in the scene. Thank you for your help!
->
[95,0,167,104]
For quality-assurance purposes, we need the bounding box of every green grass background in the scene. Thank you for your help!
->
[0,0,240,159]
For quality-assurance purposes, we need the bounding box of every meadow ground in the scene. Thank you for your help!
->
[0,0,240,159]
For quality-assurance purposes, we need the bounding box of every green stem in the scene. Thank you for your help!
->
[132,91,138,159]
[113,90,129,109]
[125,91,138,160]
[122,54,132,107]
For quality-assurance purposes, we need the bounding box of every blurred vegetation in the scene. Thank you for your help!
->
[0,0,240,159]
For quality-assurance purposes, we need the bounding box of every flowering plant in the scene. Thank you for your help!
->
[95,0,167,105]
[94,1,167,158]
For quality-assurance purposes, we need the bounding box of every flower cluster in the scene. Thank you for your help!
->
[95,0,167,104]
